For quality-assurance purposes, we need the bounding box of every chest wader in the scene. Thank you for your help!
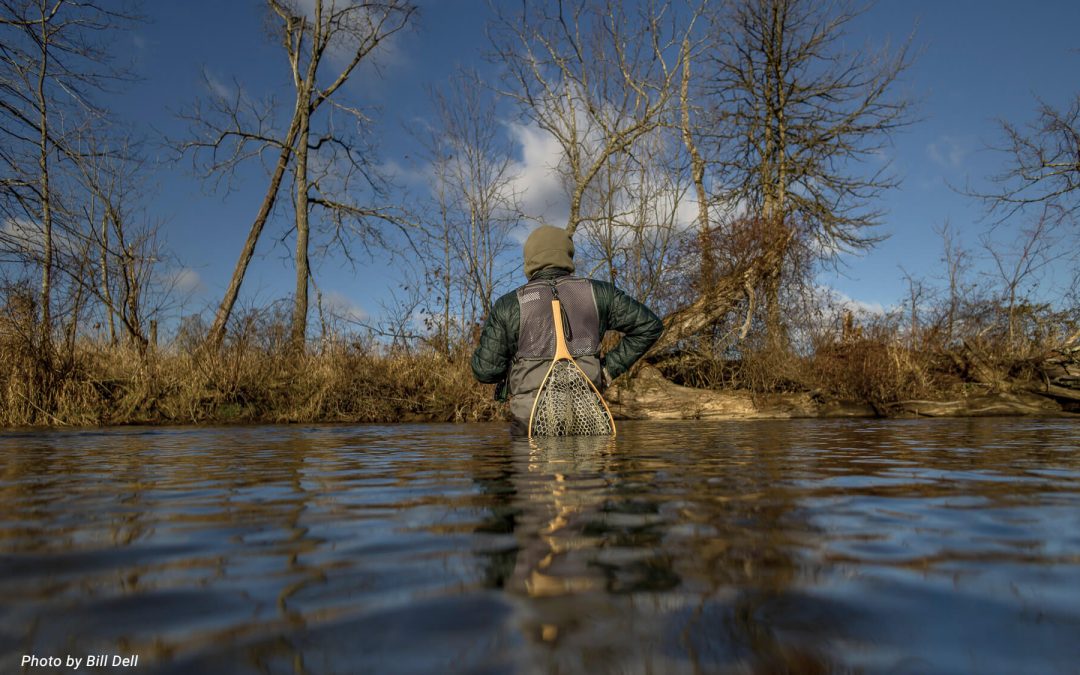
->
[507,276,605,429]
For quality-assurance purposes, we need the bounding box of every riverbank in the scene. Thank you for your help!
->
[607,365,1075,420]
[2,337,1077,427]
[0,341,501,427]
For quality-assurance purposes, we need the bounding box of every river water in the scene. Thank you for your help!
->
[1,418,1078,674]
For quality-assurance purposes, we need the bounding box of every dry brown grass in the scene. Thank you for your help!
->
[806,334,962,410]
[4,286,1073,427]
[0,331,502,428]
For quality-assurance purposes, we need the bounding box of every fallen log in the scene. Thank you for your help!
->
[1025,381,1080,403]
[607,366,827,420]
[647,222,790,360]
[607,365,760,420]
[608,370,1071,421]
[886,392,1061,417]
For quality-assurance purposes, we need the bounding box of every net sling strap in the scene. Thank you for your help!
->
[527,284,616,438]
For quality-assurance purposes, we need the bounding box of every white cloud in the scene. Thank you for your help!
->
[1,217,43,253]
[397,119,568,234]
[322,290,367,322]
[926,135,970,169]
[672,193,700,232]
[380,156,434,189]
[204,71,235,100]
[816,285,887,317]
[1,217,79,257]
[505,121,569,228]
[168,268,205,294]
[509,222,535,246]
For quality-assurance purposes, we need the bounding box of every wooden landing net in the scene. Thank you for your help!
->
[528,298,615,438]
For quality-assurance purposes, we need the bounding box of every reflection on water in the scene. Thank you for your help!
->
[1,419,1079,673]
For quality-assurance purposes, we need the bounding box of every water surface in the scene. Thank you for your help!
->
[2,418,1079,673]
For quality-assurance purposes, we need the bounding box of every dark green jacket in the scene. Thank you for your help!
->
[471,269,663,390]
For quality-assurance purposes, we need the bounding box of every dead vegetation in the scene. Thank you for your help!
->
[0,301,499,427]
[3,276,1077,427]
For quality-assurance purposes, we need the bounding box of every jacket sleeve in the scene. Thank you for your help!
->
[599,284,664,379]
[471,293,518,384]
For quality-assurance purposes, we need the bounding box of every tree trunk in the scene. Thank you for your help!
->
[36,10,52,347]
[567,187,583,236]
[100,213,117,344]
[123,247,148,354]
[205,113,301,348]
[648,230,789,359]
[443,204,452,352]
[764,268,786,350]
[290,105,312,350]
[680,41,712,291]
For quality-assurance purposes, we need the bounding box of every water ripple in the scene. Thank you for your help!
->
[1,418,1078,673]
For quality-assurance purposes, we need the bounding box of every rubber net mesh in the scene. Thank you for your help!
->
[530,360,613,437]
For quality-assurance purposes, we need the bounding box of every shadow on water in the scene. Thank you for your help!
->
[1,418,1079,673]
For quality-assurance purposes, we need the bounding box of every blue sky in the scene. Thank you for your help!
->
[111,0,1080,326]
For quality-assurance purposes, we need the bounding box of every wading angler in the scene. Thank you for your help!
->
[471,225,663,436]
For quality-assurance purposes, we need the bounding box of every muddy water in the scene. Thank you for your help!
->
[1,418,1078,674]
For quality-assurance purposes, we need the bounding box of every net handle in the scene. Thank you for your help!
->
[527,299,617,439]
[551,299,573,360]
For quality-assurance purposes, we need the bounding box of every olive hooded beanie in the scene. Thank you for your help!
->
[523,225,575,279]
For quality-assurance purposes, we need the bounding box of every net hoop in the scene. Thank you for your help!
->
[527,299,616,438]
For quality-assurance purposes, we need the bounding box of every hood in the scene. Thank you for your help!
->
[523,225,575,279]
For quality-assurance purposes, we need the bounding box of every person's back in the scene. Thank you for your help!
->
[471,225,663,433]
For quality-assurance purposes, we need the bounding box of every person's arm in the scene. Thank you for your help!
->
[471,294,518,384]
[599,284,663,380]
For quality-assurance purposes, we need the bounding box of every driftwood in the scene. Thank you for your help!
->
[1038,349,1080,400]
[608,369,1067,421]
[608,366,880,420]
[886,392,1062,418]
[954,341,1008,389]
[606,237,771,420]
[608,365,767,420]
[1034,382,1080,402]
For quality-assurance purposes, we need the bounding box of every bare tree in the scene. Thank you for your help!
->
[0,0,138,348]
[965,90,1079,356]
[489,0,698,236]
[898,266,929,349]
[70,134,173,353]
[271,0,416,349]
[419,69,522,333]
[180,0,415,350]
[577,125,688,308]
[931,220,973,344]
[421,154,456,352]
[648,213,791,358]
[978,94,1080,221]
[676,28,714,291]
[576,143,636,285]
[981,203,1071,350]
[179,72,304,349]
[706,0,914,347]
